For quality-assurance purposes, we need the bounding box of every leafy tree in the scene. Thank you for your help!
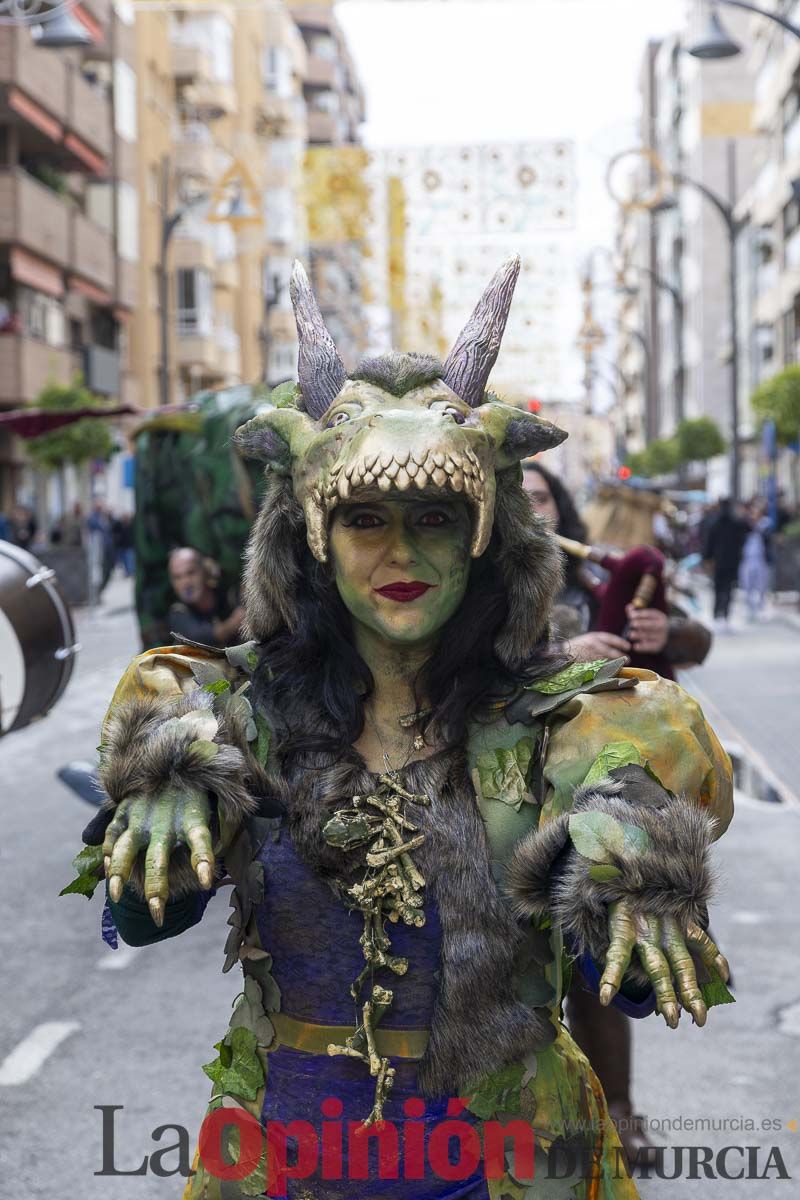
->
[751,365,800,447]
[675,416,725,463]
[26,377,116,472]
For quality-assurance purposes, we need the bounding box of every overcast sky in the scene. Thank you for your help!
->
[336,0,695,402]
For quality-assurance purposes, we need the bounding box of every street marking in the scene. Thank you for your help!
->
[97,943,141,971]
[778,1001,800,1038]
[690,682,800,810]
[0,1022,81,1085]
[730,910,765,925]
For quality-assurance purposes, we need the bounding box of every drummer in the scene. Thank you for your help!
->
[522,460,711,668]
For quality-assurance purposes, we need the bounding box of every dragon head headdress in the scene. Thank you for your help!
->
[236,257,569,665]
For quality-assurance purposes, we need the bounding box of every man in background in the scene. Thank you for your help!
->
[167,547,245,647]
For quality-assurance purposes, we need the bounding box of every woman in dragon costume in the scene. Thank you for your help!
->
[71,259,733,1199]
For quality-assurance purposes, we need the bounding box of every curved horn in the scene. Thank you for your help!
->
[290,260,347,420]
[441,255,521,407]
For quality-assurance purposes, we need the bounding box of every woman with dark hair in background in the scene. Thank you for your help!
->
[522,459,713,1165]
[523,461,712,670]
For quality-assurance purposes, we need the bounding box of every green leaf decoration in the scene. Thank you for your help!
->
[582,740,643,788]
[475,737,534,810]
[59,843,104,899]
[568,811,625,863]
[191,660,229,689]
[202,1026,264,1101]
[229,977,275,1047]
[525,659,607,695]
[587,864,623,882]
[189,739,219,762]
[700,963,736,1009]
[620,821,651,855]
[203,678,231,696]
[224,641,261,675]
[254,713,271,766]
[465,1061,525,1120]
[270,380,300,408]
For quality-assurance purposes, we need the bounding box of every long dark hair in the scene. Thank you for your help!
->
[523,462,586,588]
[252,533,566,765]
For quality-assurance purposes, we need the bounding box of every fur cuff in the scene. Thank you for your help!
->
[507,779,717,984]
[98,688,259,898]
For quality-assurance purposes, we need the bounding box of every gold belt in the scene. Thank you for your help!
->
[271,1011,429,1060]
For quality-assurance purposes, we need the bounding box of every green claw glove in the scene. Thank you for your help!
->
[598,897,731,1028]
[103,786,215,927]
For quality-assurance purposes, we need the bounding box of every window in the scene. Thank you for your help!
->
[177,268,213,335]
[18,288,65,347]
[263,45,292,98]
[113,60,137,142]
[116,183,139,262]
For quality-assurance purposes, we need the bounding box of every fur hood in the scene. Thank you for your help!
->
[240,466,563,669]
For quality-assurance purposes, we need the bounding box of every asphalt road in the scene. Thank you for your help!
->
[1,577,799,1198]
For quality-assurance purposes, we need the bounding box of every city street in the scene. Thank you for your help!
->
[0,578,798,1198]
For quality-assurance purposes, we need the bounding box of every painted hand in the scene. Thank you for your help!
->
[598,897,730,1028]
[103,786,215,927]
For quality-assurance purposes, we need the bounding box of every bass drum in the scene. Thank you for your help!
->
[0,540,79,734]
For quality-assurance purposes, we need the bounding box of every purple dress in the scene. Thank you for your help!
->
[254,829,491,1199]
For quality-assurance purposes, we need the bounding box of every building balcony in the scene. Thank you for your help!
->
[215,326,241,378]
[0,169,70,270]
[173,229,216,273]
[255,93,295,138]
[176,322,219,373]
[307,109,339,144]
[174,123,219,182]
[0,334,73,406]
[305,54,337,89]
[69,70,112,162]
[71,210,114,295]
[185,80,238,120]
[171,42,214,82]
[0,25,67,130]
[214,258,239,290]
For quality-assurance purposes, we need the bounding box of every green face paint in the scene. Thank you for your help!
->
[330,498,472,648]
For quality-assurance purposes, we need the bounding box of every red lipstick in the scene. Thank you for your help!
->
[375,581,435,603]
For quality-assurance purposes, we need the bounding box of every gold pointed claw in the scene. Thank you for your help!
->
[148,897,165,928]
[715,954,731,983]
[662,1002,680,1029]
[690,999,707,1026]
[103,856,111,875]
[599,983,615,1007]
[109,875,123,903]
[197,861,213,889]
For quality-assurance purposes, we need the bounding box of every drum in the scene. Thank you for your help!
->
[0,540,79,734]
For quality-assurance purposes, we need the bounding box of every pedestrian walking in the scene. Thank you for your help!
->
[703,498,748,630]
[739,499,772,622]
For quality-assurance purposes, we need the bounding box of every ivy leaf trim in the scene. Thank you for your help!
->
[201,1026,264,1102]
[59,843,104,899]
[525,659,607,695]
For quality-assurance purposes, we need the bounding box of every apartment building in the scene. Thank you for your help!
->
[131,1,308,407]
[734,3,800,498]
[618,6,761,492]
[289,1,367,370]
[0,1,139,509]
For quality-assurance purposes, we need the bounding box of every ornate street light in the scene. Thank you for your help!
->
[688,0,800,60]
[32,6,92,49]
